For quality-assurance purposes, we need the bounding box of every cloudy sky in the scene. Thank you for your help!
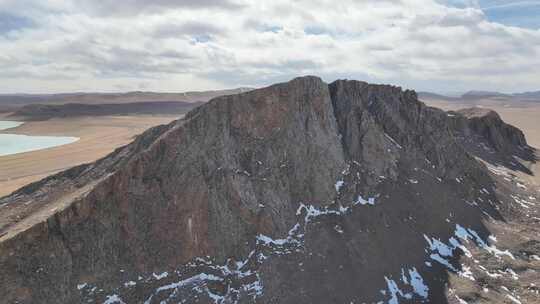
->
[0,0,539,94]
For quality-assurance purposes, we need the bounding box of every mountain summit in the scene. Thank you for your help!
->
[1,76,539,303]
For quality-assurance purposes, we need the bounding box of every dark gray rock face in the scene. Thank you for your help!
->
[448,107,536,173]
[455,107,527,153]
[0,76,345,303]
[0,76,533,304]
[329,80,486,183]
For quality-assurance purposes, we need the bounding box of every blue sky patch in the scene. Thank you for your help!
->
[0,12,34,35]
[482,1,540,29]
[444,0,540,29]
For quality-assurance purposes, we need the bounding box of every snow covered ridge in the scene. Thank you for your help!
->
[78,177,380,304]
[78,172,512,304]
[77,170,519,304]
[423,223,517,287]
[382,267,429,304]
[291,188,434,304]
[425,224,514,265]
[380,222,519,304]
[79,251,265,304]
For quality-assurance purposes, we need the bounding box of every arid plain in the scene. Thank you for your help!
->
[0,114,178,197]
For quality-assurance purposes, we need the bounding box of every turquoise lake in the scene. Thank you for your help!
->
[0,121,79,157]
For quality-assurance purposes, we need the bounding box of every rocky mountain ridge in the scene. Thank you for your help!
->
[0,76,538,304]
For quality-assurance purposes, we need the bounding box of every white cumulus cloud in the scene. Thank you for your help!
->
[0,0,539,93]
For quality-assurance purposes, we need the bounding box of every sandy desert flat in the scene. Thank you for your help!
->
[0,114,178,197]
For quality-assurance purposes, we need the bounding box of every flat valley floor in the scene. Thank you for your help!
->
[0,114,177,197]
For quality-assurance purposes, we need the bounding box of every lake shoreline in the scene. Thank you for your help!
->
[0,115,177,197]
[0,120,80,157]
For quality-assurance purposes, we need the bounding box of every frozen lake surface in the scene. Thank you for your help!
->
[0,121,79,156]
[0,121,23,130]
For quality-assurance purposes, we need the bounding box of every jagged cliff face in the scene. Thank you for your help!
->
[0,77,538,304]
[448,107,536,174]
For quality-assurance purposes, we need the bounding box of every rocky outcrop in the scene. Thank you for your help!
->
[0,76,345,303]
[330,81,486,182]
[0,76,535,303]
[455,107,527,153]
[448,107,536,173]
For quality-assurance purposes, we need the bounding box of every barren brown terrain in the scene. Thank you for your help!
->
[0,114,178,197]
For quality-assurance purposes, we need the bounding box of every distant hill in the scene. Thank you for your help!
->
[0,88,252,108]
[419,89,540,104]
[417,92,460,101]
[9,101,204,121]
[513,91,540,99]
[461,90,509,99]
